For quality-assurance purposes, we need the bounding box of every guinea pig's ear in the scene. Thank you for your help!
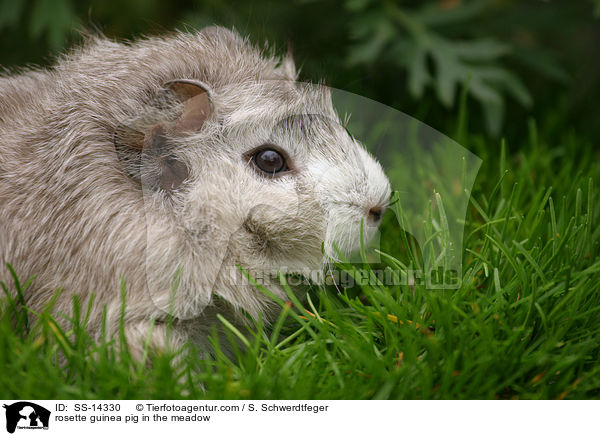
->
[114,80,214,191]
[164,79,214,133]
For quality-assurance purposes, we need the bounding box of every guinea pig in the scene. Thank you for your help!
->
[0,26,391,359]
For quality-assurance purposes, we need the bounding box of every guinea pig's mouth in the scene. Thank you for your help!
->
[321,200,387,263]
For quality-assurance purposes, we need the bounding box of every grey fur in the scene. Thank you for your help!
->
[0,27,390,359]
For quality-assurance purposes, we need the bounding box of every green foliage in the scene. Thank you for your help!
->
[346,0,534,135]
[591,0,600,16]
[1,0,595,138]
[29,0,76,50]
[0,0,77,50]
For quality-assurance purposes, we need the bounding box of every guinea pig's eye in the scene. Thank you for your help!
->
[252,148,288,174]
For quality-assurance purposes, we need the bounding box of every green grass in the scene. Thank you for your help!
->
[1,119,599,400]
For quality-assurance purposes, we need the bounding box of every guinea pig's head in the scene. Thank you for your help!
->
[114,64,390,319]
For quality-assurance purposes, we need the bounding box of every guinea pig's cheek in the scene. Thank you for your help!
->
[250,203,317,248]
[180,180,240,234]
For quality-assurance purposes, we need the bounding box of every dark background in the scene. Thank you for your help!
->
[1,0,599,148]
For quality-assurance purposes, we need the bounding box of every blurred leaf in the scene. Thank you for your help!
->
[347,11,396,65]
[0,0,25,30]
[345,1,533,135]
[591,0,600,17]
[416,0,490,27]
[345,0,374,12]
[451,38,510,61]
[430,39,532,134]
[429,39,465,106]
[400,42,431,98]
[29,0,75,50]
[512,47,569,83]
[479,67,532,106]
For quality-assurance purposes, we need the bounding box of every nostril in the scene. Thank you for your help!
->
[368,206,382,222]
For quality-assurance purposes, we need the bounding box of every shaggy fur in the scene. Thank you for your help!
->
[0,27,390,358]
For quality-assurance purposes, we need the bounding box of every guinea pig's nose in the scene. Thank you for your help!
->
[367,205,383,223]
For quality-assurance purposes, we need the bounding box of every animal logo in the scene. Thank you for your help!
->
[2,402,50,434]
